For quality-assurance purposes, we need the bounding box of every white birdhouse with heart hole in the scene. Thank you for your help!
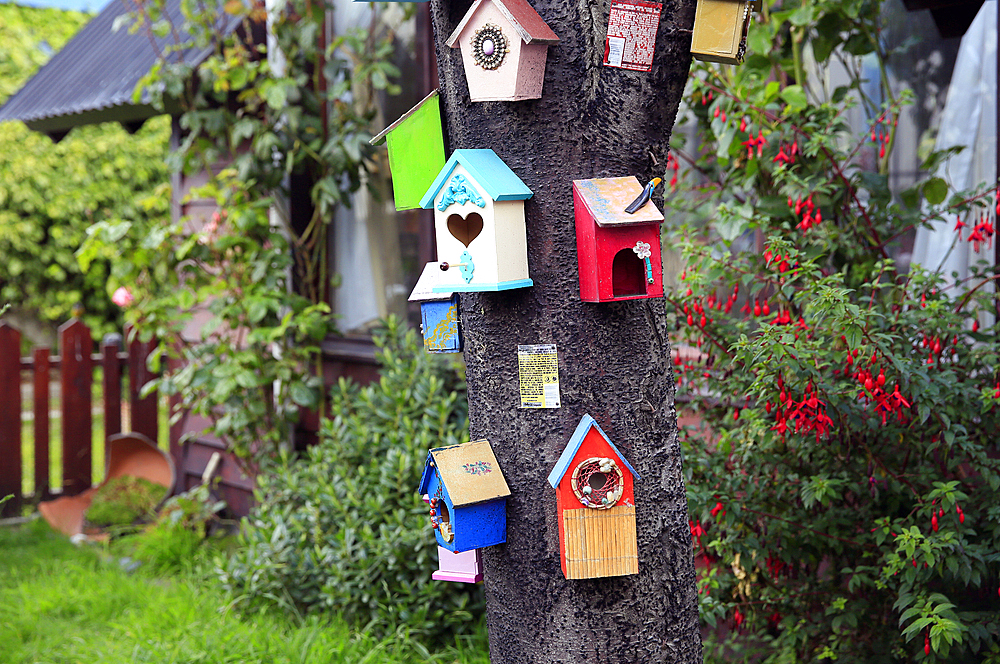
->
[420,149,534,293]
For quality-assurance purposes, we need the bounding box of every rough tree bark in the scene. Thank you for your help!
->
[428,0,702,661]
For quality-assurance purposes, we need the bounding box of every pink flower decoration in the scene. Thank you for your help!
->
[111,287,134,307]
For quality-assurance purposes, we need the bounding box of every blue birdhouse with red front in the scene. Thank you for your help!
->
[419,439,511,553]
[573,176,665,302]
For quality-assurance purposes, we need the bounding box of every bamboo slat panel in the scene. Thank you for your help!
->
[562,504,638,579]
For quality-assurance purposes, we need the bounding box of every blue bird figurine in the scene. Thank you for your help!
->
[624,177,662,214]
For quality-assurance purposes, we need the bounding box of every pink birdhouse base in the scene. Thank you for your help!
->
[433,546,484,583]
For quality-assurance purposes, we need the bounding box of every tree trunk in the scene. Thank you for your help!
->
[428,0,702,661]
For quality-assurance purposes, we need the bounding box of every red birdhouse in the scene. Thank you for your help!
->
[547,414,640,579]
[573,176,665,302]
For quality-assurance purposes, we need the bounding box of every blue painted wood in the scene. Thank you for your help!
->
[421,297,462,353]
[547,413,641,488]
[418,448,509,553]
[432,278,534,293]
[420,149,533,209]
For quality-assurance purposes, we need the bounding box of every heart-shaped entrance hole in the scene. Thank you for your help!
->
[447,212,484,248]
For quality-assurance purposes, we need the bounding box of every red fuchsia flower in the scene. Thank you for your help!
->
[111,286,134,307]
[742,130,768,159]
[711,501,725,518]
[690,519,705,546]
[734,608,745,628]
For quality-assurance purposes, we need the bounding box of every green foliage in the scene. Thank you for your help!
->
[670,1,1000,661]
[85,0,407,470]
[131,483,227,573]
[219,319,483,642]
[0,4,169,334]
[85,475,168,527]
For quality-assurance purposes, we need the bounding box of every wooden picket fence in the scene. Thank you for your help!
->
[0,318,158,518]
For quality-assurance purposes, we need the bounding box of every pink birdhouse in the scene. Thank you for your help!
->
[445,0,559,102]
[573,176,665,303]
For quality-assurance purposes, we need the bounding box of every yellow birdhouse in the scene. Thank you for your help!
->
[690,0,759,65]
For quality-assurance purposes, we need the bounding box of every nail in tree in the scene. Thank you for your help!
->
[428,0,702,659]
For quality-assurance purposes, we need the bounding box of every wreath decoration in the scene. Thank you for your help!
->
[571,457,624,510]
[472,24,509,70]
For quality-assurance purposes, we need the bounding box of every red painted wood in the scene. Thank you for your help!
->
[128,333,158,444]
[59,319,93,496]
[102,339,122,461]
[33,348,50,500]
[0,323,22,516]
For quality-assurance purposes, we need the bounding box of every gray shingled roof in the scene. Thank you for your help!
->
[0,0,241,140]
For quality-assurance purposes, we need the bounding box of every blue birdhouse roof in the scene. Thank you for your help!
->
[418,439,511,507]
[420,149,533,210]
[547,414,641,488]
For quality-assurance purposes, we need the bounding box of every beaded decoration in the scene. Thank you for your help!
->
[471,24,508,70]
[570,457,624,510]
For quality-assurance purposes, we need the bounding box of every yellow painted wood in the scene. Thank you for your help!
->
[690,0,755,65]
[561,504,638,579]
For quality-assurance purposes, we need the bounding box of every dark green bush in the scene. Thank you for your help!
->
[219,318,483,640]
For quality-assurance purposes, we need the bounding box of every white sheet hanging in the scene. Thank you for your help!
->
[911,0,996,291]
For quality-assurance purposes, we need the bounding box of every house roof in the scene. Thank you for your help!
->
[547,414,640,488]
[0,0,243,140]
[573,176,664,227]
[445,0,559,48]
[420,149,533,209]
[418,439,511,507]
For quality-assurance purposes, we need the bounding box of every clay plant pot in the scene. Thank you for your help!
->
[39,432,175,537]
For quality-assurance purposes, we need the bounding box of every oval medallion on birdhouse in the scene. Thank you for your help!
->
[547,414,640,579]
[445,0,559,102]
[418,439,511,553]
[573,176,665,302]
[421,149,534,292]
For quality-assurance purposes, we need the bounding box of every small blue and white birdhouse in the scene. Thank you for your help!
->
[418,439,511,553]
[420,149,533,293]
[409,262,462,354]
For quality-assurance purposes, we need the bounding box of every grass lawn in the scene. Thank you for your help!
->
[0,520,491,664]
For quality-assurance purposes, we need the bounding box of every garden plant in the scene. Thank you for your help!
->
[669,0,1000,661]
[79,0,405,472]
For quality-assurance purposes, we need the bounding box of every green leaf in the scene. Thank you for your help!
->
[923,177,948,205]
[780,85,808,112]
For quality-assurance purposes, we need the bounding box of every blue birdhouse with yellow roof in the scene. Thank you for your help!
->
[418,439,511,553]
[421,149,533,293]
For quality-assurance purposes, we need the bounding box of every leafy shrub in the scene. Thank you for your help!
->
[130,484,227,574]
[219,318,482,641]
[670,0,1000,661]
[86,476,167,527]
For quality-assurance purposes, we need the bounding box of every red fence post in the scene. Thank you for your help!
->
[60,319,93,496]
[33,347,50,500]
[102,334,123,461]
[0,322,22,517]
[128,332,158,444]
